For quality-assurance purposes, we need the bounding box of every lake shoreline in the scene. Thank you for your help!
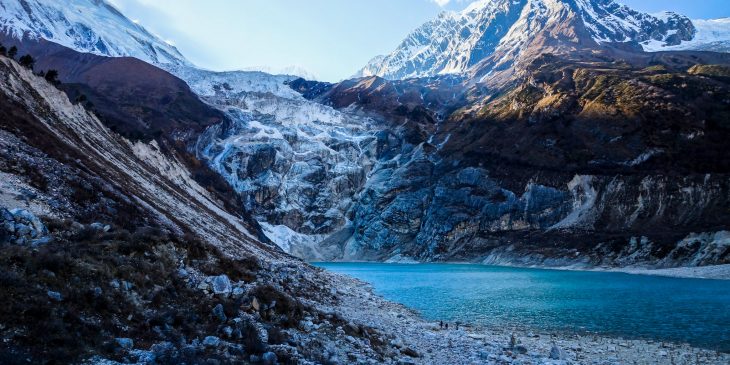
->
[311,260,730,280]
[321,270,730,364]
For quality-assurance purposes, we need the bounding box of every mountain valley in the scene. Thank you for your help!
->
[0,0,729,363]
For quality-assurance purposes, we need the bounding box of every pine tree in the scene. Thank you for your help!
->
[19,54,35,69]
[45,69,60,85]
[8,46,17,58]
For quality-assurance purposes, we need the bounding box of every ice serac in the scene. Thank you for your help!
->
[159,65,394,257]
[356,0,704,80]
[0,0,189,65]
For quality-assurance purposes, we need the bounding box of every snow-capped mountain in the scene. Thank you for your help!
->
[356,0,715,80]
[0,0,189,65]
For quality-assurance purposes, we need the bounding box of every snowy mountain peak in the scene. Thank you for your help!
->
[356,0,709,80]
[0,0,190,65]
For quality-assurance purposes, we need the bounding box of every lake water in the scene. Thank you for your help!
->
[314,263,730,352]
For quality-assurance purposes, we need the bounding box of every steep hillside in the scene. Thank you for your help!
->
[0,53,426,364]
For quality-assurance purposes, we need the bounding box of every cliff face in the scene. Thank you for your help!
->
[348,167,729,267]
[299,57,730,268]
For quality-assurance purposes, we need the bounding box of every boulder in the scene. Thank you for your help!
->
[203,336,221,347]
[550,344,565,360]
[47,290,62,301]
[115,337,134,350]
[211,274,232,295]
[177,268,189,278]
[262,351,278,365]
[401,347,419,358]
[31,237,53,246]
[1,209,49,246]
[212,303,227,322]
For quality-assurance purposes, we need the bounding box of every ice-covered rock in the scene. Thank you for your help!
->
[173,67,391,256]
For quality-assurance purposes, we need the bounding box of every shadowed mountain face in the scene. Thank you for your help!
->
[2,36,224,141]
[0,35,259,235]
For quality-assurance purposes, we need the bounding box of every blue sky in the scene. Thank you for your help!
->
[108,0,730,81]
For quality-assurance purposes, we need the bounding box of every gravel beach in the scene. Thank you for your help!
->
[321,272,730,364]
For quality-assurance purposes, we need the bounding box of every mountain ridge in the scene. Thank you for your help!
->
[356,0,729,81]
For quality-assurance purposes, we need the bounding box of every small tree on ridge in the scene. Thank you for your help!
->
[45,69,60,85]
[19,54,35,70]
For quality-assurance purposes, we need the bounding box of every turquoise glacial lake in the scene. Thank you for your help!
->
[314,263,730,352]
